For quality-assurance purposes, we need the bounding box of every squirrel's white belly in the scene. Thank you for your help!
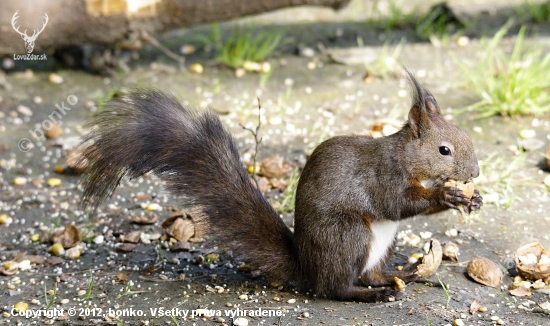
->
[363,220,400,273]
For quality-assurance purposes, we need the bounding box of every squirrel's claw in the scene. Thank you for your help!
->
[464,189,483,214]
[442,187,470,209]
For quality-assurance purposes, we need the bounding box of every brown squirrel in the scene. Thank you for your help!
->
[80,69,482,302]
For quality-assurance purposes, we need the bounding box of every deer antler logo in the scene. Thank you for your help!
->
[11,11,49,54]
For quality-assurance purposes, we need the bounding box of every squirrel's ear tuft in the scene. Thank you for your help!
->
[408,105,424,138]
[424,95,440,116]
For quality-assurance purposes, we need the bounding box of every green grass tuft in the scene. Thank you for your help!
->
[459,23,550,117]
[217,27,284,69]
[516,0,550,24]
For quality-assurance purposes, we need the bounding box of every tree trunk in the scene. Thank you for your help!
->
[0,0,350,55]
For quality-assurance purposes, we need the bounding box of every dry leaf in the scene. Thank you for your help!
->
[259,155,293,179]
[117,243,137,252]
[46,256,66,266]
[162,213,196,242]
[509,286,531,297]
[0,265,18,275]
[269,178,288,190]
[116,273,129,284]
[121,231,142,243]
[469,300,481,314]
[363,70,376,83]
[170,242,191,252]
[23,255,46,265]
[514,242,550,281]
[49,224,81,248]
[256,177,270,193]
[416,239,442,278]
[467,257,503,288]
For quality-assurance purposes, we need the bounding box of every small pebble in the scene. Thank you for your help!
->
[65,247,80,259]
[17,105,33,116]
[47,178,62,187]
[235,68,246,78]
[239,294,248,300]
[13,177,27,186]
[452,319,465,326]
[420,231,432,239]
[51,243,65,256]
[49,73,64,84]
[543,175,550,187]
[13,302,28,312]
[287,298,296,304]
[18,260,31,271]
[457,36,470,47]
[45,124,63,139]
[2,57,15,70]
[445,229,458,237]
[299,47,315,57]
[60,299,70,304]
[519,129,535,139]
[180,44,196,55]
[145,203,161,211]
[93,235,104,244]
[189,63,203,74]
[233,317,248,326]
[0,214,13,225]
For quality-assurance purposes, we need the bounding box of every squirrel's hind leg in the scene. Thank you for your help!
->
[338,286,403,302]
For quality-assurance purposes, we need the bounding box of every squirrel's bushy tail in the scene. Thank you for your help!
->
[81,90,296,282]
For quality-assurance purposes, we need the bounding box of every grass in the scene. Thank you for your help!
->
[44,284,57,310]
[516,0,550,23]
[116,282,149,299]
[425,315,433,326]
[415,3,465,41]
[358,37,404,78]
[275,168,300,214]
[366,0,466,41]
[459,22,550,117]
[217,27,284,69]
[84,273,95,300]
[437,277,451,309]
[367,0,417,31]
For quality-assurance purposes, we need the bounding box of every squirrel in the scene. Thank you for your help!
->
[80,69,483,302]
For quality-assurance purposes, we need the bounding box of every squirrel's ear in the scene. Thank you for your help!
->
[408,106,424,138]
[424,95,441,116]
[408,96,439,137]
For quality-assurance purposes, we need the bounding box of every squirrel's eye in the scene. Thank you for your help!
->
[439,146,451,156]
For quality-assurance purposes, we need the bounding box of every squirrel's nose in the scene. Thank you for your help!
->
[471,164,480,179]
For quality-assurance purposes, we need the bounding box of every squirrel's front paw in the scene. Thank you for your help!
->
[464,189,483,213]
[441,187,470,209]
